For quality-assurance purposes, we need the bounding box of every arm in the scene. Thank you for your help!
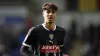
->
[20,27,37,56]
[20,45,33,56]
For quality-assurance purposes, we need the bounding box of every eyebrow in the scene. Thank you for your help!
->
[47,9,55,12]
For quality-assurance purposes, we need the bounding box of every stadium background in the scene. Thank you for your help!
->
[0,0,100,56]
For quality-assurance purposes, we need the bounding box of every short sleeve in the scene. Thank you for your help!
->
[22,27,37,47]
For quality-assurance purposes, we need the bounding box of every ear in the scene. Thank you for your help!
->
[42,11,44,16]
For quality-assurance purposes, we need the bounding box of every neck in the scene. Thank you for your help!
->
[44,22,55,30]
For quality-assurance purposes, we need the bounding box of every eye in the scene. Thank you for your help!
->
[47,10,50,13]
[52,11,55,13]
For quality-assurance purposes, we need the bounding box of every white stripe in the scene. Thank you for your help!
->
[54,53,56,56]
[42,23,56,31]
[22,27,34,47]
[42,23,49,31]
[58,52,60,56]
[45,52,49,56]
[23,27,34,42]
[22,43,31,47]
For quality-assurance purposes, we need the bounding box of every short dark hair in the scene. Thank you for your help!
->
[42,2,58,11]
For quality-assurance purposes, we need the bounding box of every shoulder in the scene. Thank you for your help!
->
[29,24,42,32]
[56,25,65,32]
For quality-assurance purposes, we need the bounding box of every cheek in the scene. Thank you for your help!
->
[43,12,46,17]
[43,13,48,17]
[54,13,56,16]
[54,14,56,18]
[43,15,46,18]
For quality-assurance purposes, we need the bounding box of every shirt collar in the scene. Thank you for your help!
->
[42,23,56,31]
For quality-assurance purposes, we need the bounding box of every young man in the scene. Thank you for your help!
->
[20,2,69,56]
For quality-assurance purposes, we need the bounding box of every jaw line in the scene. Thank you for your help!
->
[48,22,53,24]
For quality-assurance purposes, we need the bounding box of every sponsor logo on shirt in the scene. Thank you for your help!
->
[40,45,60,53]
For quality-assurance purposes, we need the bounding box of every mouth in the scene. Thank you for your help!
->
[48,19,53,24]
[48,16,53,19]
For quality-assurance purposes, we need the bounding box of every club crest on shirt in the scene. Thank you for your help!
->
[49,34,54,40]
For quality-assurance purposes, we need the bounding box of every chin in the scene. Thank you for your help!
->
[48,22,53,24]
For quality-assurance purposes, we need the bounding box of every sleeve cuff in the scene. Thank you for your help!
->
[22,43,31,47]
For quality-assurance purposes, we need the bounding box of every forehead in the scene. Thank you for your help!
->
[43,9,56,12]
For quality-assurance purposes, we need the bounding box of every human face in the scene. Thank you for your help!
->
[43,10,56,24]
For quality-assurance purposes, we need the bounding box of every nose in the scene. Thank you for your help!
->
[49,12,53,15]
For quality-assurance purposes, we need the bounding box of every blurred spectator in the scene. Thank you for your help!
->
[81,24,100,56]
